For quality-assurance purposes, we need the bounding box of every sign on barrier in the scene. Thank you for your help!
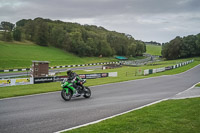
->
[0,78,33,87]
[15,78,31,85]
[109,72,118,77]
[53,76,68,82]
[34,77,54,84]
[0,79,11,87]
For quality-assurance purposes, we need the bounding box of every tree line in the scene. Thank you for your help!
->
[0,18,146,57]
[162,33,200,60]
[145,41,161,46]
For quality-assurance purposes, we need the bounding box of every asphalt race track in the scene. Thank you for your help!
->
[0,65,200,133]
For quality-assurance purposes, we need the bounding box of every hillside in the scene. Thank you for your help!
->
[146,44,162,56]
[0,41,117,69]
[0,18,146,57]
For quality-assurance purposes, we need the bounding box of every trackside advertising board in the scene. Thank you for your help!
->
[0,72,116,86]
[34,77,54,84]
[0,78,34,87]
[34,73,109,84]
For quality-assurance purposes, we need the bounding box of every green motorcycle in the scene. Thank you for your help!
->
[61,78,91,101]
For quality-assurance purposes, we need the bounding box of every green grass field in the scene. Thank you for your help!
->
[146,44,162,56]
[196,83,200,87]
[64,97,200,133]
[0,57,199,99]
[0,41,117,69]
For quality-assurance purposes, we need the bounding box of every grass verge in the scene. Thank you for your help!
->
[64,97,200,133]
[196,83,200,87]
[0,57,199,99]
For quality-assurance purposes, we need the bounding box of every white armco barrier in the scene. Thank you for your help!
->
[153,69,157,73]
[108,72,118,77]
[156,67,165,73]
[144,69,149,75]
[143,59,194,76]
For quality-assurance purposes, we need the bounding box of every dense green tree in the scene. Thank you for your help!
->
[51,26,66,48]
[161,42,170,59]
[162,34,200,60]
[16,19,30,27]
[135,41,146,56]
[1,21,14,31]
[1,21,14,41]
[99,40,113,57]
[34,21,49,46]
[128,43,137,57]
[13,27,22,41]
[24,20,35,41]
[12,17,147,57]
[196,33,200,55]
[168,36,182,59]
[4,32,12,41]
[182,35,197,56]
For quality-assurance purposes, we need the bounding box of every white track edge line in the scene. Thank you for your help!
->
[175,81,200,96]
[171,95,200,100]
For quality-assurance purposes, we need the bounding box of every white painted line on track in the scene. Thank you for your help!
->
[171,95,200,100]
[175,81,200,96]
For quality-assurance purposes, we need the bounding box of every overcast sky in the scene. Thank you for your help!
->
[0,0,200,43]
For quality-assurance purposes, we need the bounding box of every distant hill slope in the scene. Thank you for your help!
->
[146,44,162,56]
[0,41,117,69]
[11,17,146,57]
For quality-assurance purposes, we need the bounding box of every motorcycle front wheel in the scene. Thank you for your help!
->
[83,87,91,98]
[61,89,72,101]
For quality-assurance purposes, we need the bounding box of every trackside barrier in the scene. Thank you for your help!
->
[34,72,117,84]
[144,59,194,76]
[0,72,118,86]
[108,72,118,77]
[0,62,120,73]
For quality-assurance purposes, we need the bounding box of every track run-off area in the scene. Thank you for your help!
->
[0,65,200,133]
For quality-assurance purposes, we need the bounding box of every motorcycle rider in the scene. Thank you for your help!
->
[67,70,82,95]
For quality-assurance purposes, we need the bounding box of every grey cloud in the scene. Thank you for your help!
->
[0,0,199,42]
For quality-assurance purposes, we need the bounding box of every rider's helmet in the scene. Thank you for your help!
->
[67,70,73,76]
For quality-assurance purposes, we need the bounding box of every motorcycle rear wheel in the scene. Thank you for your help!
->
[61,89,72,101]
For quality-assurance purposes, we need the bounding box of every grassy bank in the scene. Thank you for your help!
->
[146,44,162,56]
[0,41,117,69]
[196,83,200,87]
[65,97,200,133]
[0,57,199,99]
